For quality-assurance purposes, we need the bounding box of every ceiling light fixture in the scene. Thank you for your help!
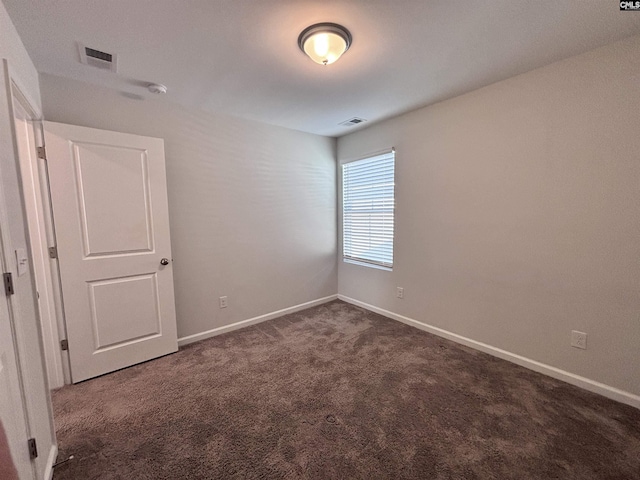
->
[148,83,167,94]
[298,23,352,65]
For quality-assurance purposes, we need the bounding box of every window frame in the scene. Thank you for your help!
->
[341,148,396,271]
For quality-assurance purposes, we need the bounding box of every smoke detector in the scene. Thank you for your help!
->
[78,43,117,72]
[147,83,168,94]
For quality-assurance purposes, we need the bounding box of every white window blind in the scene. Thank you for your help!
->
[342,150,395,269]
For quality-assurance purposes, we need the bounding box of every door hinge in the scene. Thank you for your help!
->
[3,272,14,296]
[48,246,58,259]
[60,339,68,351]
[36,146,46,160]
[28,438,38,459]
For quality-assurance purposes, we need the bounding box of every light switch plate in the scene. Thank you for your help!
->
[15,248,28,276]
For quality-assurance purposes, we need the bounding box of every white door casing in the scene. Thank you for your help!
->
[44,121,178,382]
[12,95,65,389]
[0,272,33,480]
[3,61,57,479]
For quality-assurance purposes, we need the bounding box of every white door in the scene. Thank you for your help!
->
[0,278,33,480]
[44,122,178,382]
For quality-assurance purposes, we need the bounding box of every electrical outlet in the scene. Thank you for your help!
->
[219,296,228,309]
[571,330,587,350]
[396,287,404,299]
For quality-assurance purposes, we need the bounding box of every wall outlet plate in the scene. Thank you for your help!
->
[396,287,404,299]
[219,296,228,309]
[571,330,587,350]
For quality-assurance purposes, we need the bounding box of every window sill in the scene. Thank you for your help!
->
[343,258,392,271]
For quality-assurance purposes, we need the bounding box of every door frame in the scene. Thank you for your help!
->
[2,58,58,478]
[0,220,34,479]
[9,75,69,389]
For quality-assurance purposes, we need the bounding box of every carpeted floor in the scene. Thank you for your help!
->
[52,300,640,479]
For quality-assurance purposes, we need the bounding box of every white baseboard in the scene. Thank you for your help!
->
[44,444,58,480]
[338,295,640,410]
[178,295,338,347]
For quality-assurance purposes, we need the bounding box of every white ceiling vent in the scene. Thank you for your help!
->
[78,43,118,72]
[339,117,367,127]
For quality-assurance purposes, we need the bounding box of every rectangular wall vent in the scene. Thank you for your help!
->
[85,47,112,63]
[78,43,118,72]
[339,117,367,127]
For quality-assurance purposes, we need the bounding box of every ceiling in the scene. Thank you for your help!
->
[4,1,640,137]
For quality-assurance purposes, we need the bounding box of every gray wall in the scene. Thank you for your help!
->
[337,35,640,398]
[41,73,337,339]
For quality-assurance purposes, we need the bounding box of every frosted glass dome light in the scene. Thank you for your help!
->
[298,23,352,65]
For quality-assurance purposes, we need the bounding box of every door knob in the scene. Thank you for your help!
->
[160,258,170,266]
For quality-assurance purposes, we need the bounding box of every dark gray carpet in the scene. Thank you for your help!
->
[52,300,640,479]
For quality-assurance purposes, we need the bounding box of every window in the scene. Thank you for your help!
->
[342,149,395,269]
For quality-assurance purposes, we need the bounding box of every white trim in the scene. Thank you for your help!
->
[338,295,640,410]
[4,60,59,478]
[10,80,65,389]
[44,444,58,480]
[178,295,338,347]
[340,147,395,165]
[343,258,392,271]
